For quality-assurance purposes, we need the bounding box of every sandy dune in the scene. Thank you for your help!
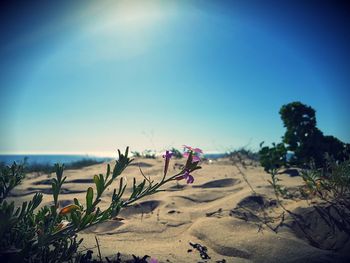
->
[9,158,350,262]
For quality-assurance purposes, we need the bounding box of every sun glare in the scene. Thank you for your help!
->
[90,1,166,36]
[75,1,170,61]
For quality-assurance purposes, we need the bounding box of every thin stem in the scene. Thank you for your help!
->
[122,171,184,207]
[95,235,102,262]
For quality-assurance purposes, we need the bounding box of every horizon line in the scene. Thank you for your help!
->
[0,150,227,157]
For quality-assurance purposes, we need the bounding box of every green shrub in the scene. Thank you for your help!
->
[170,148,183,159]
[131,151,141,158]
[300,156,350,204]
[259,142,287,174]
[279,101,350,167]
[259,102,350,173]
[227,147,259,162]
[142,150,156,159]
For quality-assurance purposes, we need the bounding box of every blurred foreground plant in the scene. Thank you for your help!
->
[259,142,291,199]
[300,155,350,206]
[0,147,202,262]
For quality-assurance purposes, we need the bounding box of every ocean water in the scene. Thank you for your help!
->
[203,153,227,159]
[0,152,229,166]
[0,154,113,165]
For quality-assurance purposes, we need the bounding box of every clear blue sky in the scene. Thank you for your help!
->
[1,0,349,155]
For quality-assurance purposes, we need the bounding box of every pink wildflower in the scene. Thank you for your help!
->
[150,258,158,263]
[183,145,203,162]
[162,150,173,159]
[183,145,203,153]
[183,152,201,162]
[176,170,194,184]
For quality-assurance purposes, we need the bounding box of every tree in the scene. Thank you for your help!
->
[279,102,349,167]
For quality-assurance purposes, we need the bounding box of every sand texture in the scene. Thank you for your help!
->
[9,158,350,262]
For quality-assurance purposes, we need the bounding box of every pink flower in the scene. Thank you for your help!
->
[183,145,203,154]
[183,145,203,163]
[150,258,159,263]
[183,152,201,162]
[162,150,173,159]
[176,170,194,184]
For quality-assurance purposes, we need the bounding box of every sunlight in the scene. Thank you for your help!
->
[89,1,166,37]
[78,1,170,61]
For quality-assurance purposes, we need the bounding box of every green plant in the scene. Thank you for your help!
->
[131,151,141,158]
[259,142,292,199]
[227,147,259,162]
[280,101,350,167]
[169,148,183,159]
[259,101,350,200]
[0,162,25,202]
[141,150,156,159]
[0,147,202,262]
[259,142,287,174]
[300,156,350,205]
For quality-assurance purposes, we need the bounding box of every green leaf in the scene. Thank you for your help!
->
[92,207,101,222]
[74,198,80,206]
[117,177,124,197]
[31,193,43,210]
[106,164,111,181]
[86,187,94,214]
[125,146,129,157]
[19,202,27,218]
[14,207,20,217]
[93,175,101,196]
[99,174,105,191]
[55,163,64,183]
[99,210,110,221]
[80,214,94,228]
[71,211,80,227]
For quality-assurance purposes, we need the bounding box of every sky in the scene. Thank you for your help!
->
[0,0,349,156]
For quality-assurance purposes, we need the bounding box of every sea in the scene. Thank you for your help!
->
[0,154,113,166]
[0,153,228,166]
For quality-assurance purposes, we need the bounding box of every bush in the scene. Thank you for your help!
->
[142,150,156,159]
[170,148,183,159]
[279,102,350,167]
[300,156,350,204]
[259,102,350,172]
[131,150,156,159]
[131,151,141,158]
[259,143,287,174]
[227,147,259,162]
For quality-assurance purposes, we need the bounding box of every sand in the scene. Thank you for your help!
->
[8,157,350,262]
